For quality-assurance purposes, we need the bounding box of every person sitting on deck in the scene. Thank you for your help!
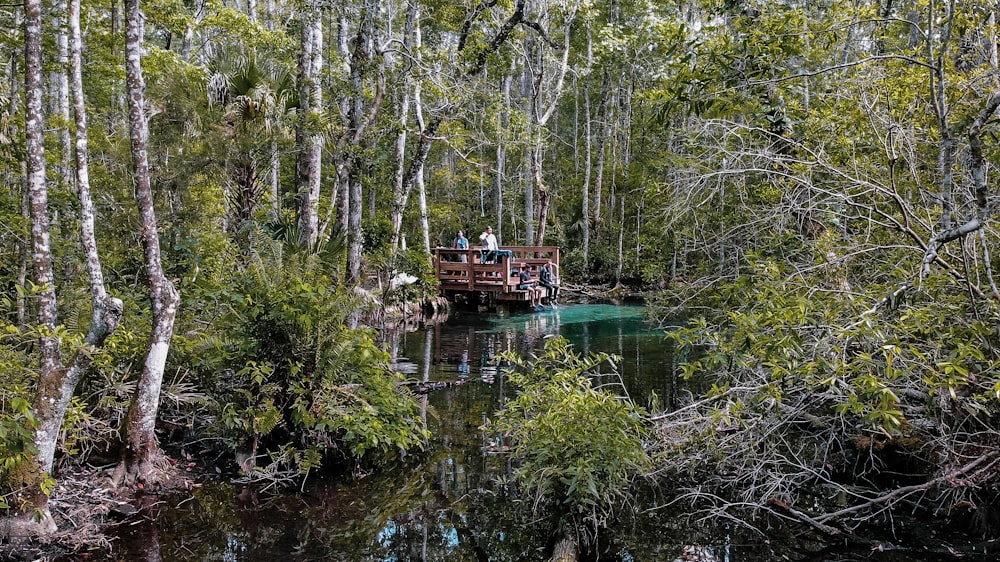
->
[539,261,560,303]
[518,268,544,310]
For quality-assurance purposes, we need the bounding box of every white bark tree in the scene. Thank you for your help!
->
[7,0,122,538]
[294,2,323,249]
[22,0,61,534]
[524,0,578,246]
[114,0,181,487]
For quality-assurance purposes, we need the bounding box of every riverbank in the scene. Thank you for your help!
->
[8,298,994,562]
[0,461,200,561]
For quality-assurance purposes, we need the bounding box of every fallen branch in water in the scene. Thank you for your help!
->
[816,453,999,525]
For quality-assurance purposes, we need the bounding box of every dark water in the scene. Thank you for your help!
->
[104,305,980,561]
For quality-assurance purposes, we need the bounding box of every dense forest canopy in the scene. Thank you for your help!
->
[3,0,1000,554]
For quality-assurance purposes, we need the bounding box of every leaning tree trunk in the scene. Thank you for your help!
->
[33,0,126,482]
[20,0,60,534]
[61,0,125,435]
[115,0,180,487]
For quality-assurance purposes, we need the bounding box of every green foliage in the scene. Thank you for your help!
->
[193,233,428,476]
[658,250,1000,524]
[0,326,53,510]
[485,337,650,528]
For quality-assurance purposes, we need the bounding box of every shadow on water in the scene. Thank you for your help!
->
[100,304,983,561]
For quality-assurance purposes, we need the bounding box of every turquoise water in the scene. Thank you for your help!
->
[104,305,951,561]
[109,304,690,561]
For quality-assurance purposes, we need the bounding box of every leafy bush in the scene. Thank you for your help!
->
[484,337,650,530]
[193,234,428,479]
[657,260,1000,532]
[0,326,52,510]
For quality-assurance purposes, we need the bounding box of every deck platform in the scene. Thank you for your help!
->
[432,245,559,306]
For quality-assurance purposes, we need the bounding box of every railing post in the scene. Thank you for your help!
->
[467,249,474,290]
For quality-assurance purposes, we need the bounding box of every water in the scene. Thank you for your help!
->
[102,305,977,561]
[103,305,686,561]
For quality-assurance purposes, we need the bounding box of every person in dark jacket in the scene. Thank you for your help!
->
[539,261,560,303]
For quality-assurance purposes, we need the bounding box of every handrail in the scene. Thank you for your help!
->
[431,245,559,295]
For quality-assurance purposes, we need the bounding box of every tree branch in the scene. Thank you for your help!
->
[521,19,558,49]
[457,0,500,52]
[817,454,998,524]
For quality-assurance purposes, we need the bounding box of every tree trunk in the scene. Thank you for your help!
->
[53,0,74,195]
[32,0,126,481]
[526,1,577,246]
[389,0,416,252]
[294,4,321,248]
[22,0,60,532]
[615,194,625,286]
[410,10,431,255]
[593,70,612,235]
[307,12,323,238]
[336,15,351,236]
[581,24,593,274]
[495,65,513,244]
[389,86,411,251]
[67,0,125,396]
[417,165,430,253]
[269,138,279,217]
[346,9,373,284]
[115,0,180,487]
[549,531,579,562]
[522,48,536,245]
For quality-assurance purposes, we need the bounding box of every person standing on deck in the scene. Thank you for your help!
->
[479,226,498,250]
[454,230,469,262]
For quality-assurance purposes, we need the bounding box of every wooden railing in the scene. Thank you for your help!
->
[431,246,559,296]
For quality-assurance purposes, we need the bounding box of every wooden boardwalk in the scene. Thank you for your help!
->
[431,245,559,304]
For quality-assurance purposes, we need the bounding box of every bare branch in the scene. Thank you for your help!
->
[457,0,500,52]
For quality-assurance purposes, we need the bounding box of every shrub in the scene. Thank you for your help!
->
[193,234,428,480]
[485,337,650,530]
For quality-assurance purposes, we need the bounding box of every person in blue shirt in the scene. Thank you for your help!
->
[519,268,544,310]
[453,229,469,262]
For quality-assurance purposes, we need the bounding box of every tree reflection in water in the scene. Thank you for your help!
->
[107,305,783,561]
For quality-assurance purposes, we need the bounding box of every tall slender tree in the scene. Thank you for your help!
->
[21,0,60,534]
[529,0,578,246]
[114,0,181,486]
[7,0,120,537]
[294,2,323,248]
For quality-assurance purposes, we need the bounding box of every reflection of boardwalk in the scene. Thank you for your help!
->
[431,323,516,384]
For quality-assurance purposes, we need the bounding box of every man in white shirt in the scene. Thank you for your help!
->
[479,226,498,263]
[479,226,498,251]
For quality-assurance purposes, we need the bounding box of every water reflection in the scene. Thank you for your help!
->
[103,305,727,561]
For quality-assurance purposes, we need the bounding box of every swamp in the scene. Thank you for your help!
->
[4,0,1000,560]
